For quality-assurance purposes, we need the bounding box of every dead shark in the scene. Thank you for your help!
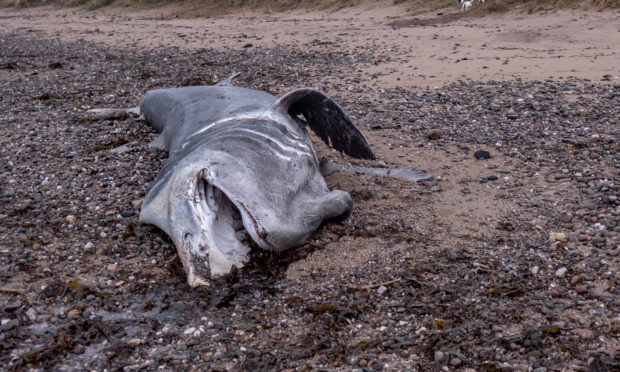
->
[138,77,376,287]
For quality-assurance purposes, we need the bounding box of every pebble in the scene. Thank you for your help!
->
[106,263,118,272]
[25,308,37,322]
[184,327,196,336]
[450,357,462,367]
[506,108,519,119]
[474,149,491,160]
[0,318,19,331]
[84,242,94,250]
[67,309,81,318]
[531,266,539,275]
[66,215,77,224]
[569,275,582,287]
[555,267,567,277]
[129,338,142,345]
[376,285,387,295]
[120,210,134,218]
[434,350,447,363]
[572,328,594,340]
[549,232,566,241]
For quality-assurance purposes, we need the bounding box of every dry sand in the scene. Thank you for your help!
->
[1,2,619,87]
[0,2,618,370]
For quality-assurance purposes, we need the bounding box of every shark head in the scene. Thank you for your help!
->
[140,125,352,287]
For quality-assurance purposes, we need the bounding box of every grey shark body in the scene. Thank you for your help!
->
[139,81,374,287]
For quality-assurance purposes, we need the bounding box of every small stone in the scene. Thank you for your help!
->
[427,131,441,140]
[0,318,19,331]
[492,325,504,332]
[532,368,547,372]
[67,309,81,318]
[129,338,142,346]
[106,263,118,272]
[131,200,142,208]
[450,357,462,367]
[572,328,594,340]
[376,160,388,168]
[555,267,567,277]
[372,361,384,371]
[25,308,37,322]
[514,365,529,372]
[506,108,519,119]
[184,327,196,336]
[474,149,491,160]
[376,285,387,295]
[531,266,539,275]
[84,242,94,250]
[487,175,499,181]
[66,215,77,224]
[120,210,134,218]
[549,232,566,241]
[569,276,582,287]
[434,350,446,363]
[359,359,368,367]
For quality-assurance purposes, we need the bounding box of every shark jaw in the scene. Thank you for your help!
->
[178,175,252,287]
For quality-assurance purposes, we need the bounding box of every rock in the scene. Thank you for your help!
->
[506,108,519,119]
[531,266,539,275]
[25,308,37,322]
[575,285,588,294]
[549,232,566,241]
[572,328,594,340]
[434,350,447,363]
[84,242,94,250]
[487,175,499,181]
[591,237,606,248]
[376,286,387,295]
[569,276,582,287]
[67,309,81,318]
[427,131,441,140]
[106,263,118,272]
[474,150,491,160]
[555,267,567,277]
[0,318,19,331]
[3,300,22,312]
[129,338,142,346]
[66,215,77,224]
[120,210,134,218]
[184,327,196,336]
[372,361,384,371]
[450,357,462,367]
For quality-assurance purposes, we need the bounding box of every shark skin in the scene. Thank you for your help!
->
[139,81,374,287]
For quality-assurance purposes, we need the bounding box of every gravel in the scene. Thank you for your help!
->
[0,33,618,371]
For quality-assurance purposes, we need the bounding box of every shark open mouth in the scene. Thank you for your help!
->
[184,177,251,284]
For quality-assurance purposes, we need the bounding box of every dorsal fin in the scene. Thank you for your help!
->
[270,88,375,160]
[216,72,241,86]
